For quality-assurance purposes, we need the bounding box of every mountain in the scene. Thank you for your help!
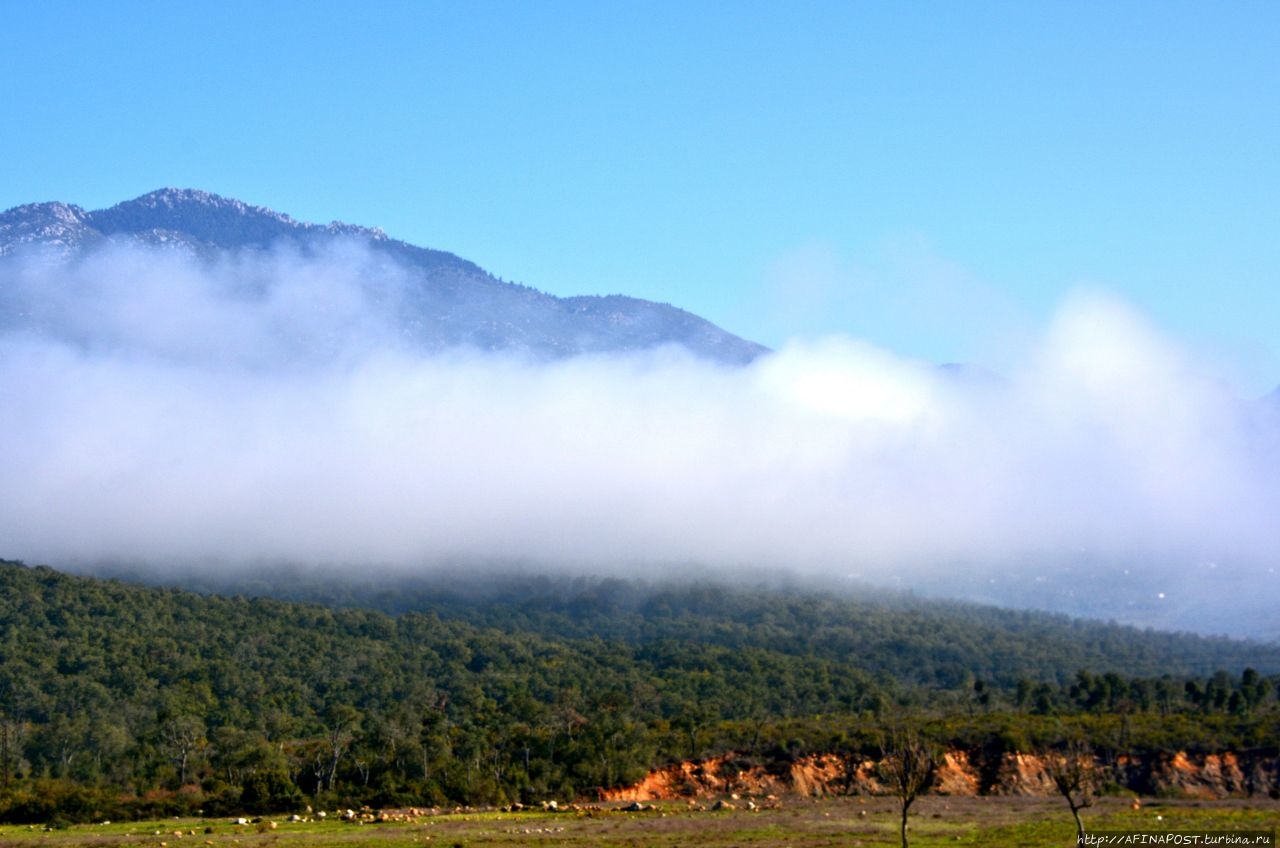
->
[0,188,769,363]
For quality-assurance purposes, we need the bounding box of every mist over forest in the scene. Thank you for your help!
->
[3,236,1278,638]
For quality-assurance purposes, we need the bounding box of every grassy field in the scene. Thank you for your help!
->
[1,797,1275,848]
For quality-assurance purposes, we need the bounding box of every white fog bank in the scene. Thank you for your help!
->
[2,245,1278,634]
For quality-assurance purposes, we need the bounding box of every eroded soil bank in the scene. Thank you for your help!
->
[601,749,1280,801]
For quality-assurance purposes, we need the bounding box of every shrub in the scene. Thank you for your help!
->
[239,770,303,815]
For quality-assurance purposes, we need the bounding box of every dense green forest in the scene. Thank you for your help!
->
[1,558,1278,823]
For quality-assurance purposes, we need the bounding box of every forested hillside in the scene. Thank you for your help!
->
[1,559,1278,822]
[229,570,1280,686]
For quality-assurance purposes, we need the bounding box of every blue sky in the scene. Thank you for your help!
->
[4,1,1278,393]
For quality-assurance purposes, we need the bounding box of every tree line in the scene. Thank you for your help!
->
[0,559,1277,823]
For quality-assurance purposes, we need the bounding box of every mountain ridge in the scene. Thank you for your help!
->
[0,188,769,363]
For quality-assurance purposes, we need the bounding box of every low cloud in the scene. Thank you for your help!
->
[2,244,1277,633]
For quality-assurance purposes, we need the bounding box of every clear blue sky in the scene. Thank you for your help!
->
[4,1,1278,392]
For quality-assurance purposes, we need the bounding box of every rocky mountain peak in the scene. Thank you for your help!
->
[85,187,309,249]
[0,189,769,363]
[0,200,93,256]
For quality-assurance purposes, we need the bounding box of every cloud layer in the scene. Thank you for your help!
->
[2,244,1278,632]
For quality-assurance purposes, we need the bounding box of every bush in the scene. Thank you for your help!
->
[200,785,245,818]
[239,770,303,815]
[126,786,204,820]
[0,781,125,824]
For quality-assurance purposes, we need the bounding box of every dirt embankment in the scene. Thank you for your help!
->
[600,749,1280,802]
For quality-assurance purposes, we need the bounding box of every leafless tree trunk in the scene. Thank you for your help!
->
[322,705,359,791]
[878,728,937,848]
[1045,741,1100,842]
[161,715,206,786]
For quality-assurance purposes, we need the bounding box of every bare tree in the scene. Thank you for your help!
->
[161,715,206,786]
[1045,741,1100,842]
[878,728,937,848]
[321,704,360,792]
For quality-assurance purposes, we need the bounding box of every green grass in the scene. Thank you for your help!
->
[0,797,1275,848]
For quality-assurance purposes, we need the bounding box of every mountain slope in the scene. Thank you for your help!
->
[2,558,1278,818]
[152,566,1280,684]
[0,188,768,363]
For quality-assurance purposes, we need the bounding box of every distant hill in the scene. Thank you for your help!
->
[85,560,1280,685]
[0,188,768,363]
